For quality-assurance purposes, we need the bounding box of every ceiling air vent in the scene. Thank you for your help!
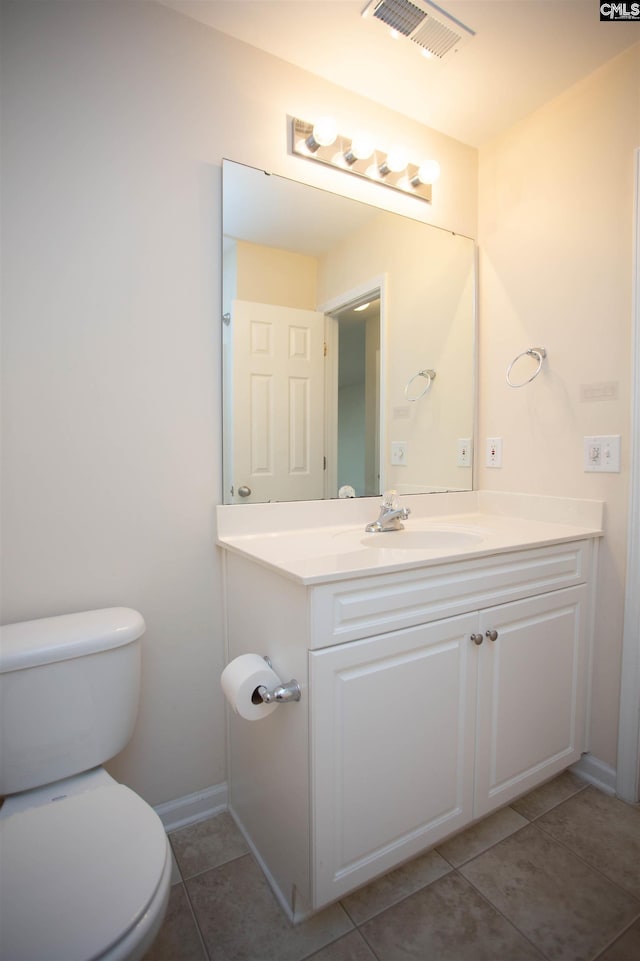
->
[362,0,475,61]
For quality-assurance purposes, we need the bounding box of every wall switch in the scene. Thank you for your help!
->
[457,438,472,467]
[584,435,621,472]
[391,441,408,466]
[486,437,503,468]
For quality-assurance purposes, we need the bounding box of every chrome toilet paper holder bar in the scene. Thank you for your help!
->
[255,657,302,705]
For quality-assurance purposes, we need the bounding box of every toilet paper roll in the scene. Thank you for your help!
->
[221,653,280,721]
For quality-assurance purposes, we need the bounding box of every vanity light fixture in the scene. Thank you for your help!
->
[305,116,338,152]
[344,131,375,165]
[412,159,441,186]
[291,117,439,203]
[379,146,409,177]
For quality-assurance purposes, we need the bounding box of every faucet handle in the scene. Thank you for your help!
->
[382,489,398,509]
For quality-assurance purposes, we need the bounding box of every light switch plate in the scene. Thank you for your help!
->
[391,441,407,466]
[584,435,621,472]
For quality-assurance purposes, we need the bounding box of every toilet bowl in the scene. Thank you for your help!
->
[0,768,171,961]
[0,609,172,961]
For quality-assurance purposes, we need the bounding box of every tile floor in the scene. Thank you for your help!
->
[143,771,640,961]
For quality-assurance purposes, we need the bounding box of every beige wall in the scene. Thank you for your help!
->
[235,241,318,310]
[478,43,640,768]
[0,0,477,806]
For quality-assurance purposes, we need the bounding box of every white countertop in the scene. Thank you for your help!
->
[216,492,604,585]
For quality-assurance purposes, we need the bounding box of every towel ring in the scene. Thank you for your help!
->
[506,348,546,388]
[404,368,436,402]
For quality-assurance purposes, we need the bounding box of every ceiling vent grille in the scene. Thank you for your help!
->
[362,0,475,61]
[370,0,426,36]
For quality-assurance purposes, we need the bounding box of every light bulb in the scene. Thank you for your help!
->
[412,159,441,185]
[307,116,337,151]
[344,131,375,165]
[380,146,408,176]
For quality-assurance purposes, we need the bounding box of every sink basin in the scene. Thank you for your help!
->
[360,528,484,550]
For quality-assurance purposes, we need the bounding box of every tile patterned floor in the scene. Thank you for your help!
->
[144,772,640,961]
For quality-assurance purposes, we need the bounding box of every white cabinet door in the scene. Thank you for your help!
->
[310,613,478,908]
[474,586,587,818]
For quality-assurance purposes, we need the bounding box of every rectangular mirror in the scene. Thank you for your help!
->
[222,159,476,504]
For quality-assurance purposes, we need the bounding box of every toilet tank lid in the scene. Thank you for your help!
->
[0,607,145,673]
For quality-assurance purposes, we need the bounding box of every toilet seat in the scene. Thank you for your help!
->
[0,782,170,961]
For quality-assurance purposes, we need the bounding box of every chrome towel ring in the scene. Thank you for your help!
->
[506,348,547,388]
[404,368,436,402]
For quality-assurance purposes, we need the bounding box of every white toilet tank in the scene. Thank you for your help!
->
[0,608,145,796]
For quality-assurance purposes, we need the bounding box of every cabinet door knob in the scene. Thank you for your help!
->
[470,633,484,646]
[485,629,498,642]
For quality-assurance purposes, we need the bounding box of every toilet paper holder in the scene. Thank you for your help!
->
[254,656,302,705]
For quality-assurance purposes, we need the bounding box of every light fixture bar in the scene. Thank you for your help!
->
[291,118,436,204]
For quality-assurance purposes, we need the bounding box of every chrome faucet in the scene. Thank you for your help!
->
[365,490,411,533]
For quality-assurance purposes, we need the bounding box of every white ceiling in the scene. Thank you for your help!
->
[158,0,638,146]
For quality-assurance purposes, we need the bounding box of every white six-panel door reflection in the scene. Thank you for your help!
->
[232,300,325,503]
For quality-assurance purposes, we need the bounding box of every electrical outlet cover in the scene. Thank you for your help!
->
[457,438,472,467]
[486,437,502,468]
[584,435,621,472]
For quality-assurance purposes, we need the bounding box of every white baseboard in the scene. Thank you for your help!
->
[154,782,228,833]
[571,754,617,796]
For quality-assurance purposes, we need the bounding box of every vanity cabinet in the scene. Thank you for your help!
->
[221,536,593,920]
[310,586,586,905]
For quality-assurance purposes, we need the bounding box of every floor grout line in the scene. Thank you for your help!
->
[588,912,640,961]
[181,877,214,961]
[150,779,639,961]
[530,815,640,907]
[452,865,550,960]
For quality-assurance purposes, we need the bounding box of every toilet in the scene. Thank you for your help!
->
[0,608,172,961]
